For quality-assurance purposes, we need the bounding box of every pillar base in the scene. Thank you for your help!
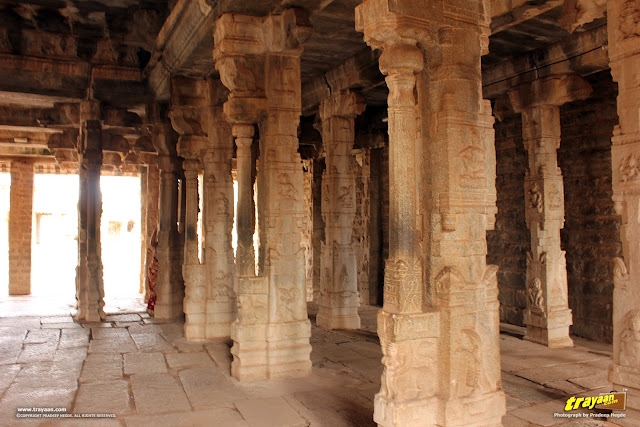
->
[524,308,573,348]
[205,300,235,339]
[154,301,185,320]
[316,308,361,330]
[230,319,312,381]
[610,363,640,426]
[374,395,440,426]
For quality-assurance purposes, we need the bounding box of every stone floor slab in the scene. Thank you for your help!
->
[129,373,191,415]
[58,329,90,349]
[124,352,167,375]
[75,380,132,415]
[234,397,306,427]
[24,329,60,344]
[40,316,75,324]
[105,314,142,322]
[90,328,131,340]
[80,354,122,383]
[179,367,247,409]
[130,333,175,353]
[17,342,57,363]
[165,352,215,370]
[123,407,249,427]
[0,364,20,395]
[88,337,138,354]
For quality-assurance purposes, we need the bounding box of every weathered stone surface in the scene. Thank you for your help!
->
[129,373,191,415]
[123,407,249,427]
[17,342,57,363]
[130,333,175,353]
[59,329,90,349]
[75,380,132,415]
[165,352,215,370]
[24,328,60,344]
[88,337,138,354]
[79,354,122,383]
[234,397,306,427]
[179,367,247,409]
[124,352,167,375]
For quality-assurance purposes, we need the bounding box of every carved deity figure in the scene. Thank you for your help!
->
[529,183,543,213]
[620,310,640,367]
[277,173,299,200]
[146,229,159,316]
[620,0,640,39]
[528,278,545,311]
[382,343,436,401]
[619,154,639,182]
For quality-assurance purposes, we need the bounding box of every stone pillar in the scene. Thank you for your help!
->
[607,0,640,422]
[142,160,160,301]
[214,8,313,381]
[76,100,105,322]
[352,149,371,306]
[356,1,505,425]
[8,159,34,295]
[508,75,591,348]
[154,152,184,320]
[182,154,205,338]
[317,91,365,329]
[234,124,256,277]
[301,158,314,302]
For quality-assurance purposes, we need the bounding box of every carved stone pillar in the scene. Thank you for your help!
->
[154,151,184,320]
[607,1,640,422]
[214,8,313,381]
[76,100,105,322]
[356,1,505,425]
[509,75,591,348]
[202,85,236,339]
[142,157,160,302]
[234,124,256,277]
[8,159,34,295]
[317,91,365,330]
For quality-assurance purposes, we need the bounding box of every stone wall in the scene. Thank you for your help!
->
[558,70,621,343]
[489,70,620,343]
[9,159,34,295]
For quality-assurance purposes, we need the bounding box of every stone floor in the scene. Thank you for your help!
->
[0,297,628,426]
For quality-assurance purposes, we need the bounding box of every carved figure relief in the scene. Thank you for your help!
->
[216,193,229,216]
[277,173,299,201]
[213,272,232,299]
[620,0,640,39]
[458,143,485,182]
[278,287,301,320]
[529,183,543,213]
[218,57,257,93]
[454,329,482,397]
[528,278,545,311]
[338,185,354,208]
[548,185,561,209]
[338,265,349,292]
[237,294,267,324]
[619,310,640,367]
[619,153,639,182]
[382,343,436,401]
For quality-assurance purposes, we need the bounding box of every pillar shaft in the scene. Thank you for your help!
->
[356,1,505,425]
[234,125,255,277]
[143,163,160,302]
[181,155,206,338]
[317,91,365,329]
[76,118,105,322]
[214,8,313,381]
[508,74,592,348]
[154,153,184,319]
[521,105,573,348]
[8,159,33,295]
[607,0,640,421]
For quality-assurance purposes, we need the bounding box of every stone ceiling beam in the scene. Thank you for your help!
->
[482,24,608,100]
[491,0,564,34]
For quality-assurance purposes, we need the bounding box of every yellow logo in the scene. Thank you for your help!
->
[564,392,627,411]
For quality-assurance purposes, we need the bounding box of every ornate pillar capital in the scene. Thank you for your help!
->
[508,74,592,111]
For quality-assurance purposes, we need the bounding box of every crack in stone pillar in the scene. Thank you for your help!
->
[509,75,592,348]
[154,151,184,320]
[357,1,506,424]
[214,9,313,381]
[317,90,365,330]
[606,0,640,422]
[76,100,105,322]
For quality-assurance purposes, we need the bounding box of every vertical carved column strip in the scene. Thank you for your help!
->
[317,90,365,329]
[607,0,640,420]
[143,161,160,301]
